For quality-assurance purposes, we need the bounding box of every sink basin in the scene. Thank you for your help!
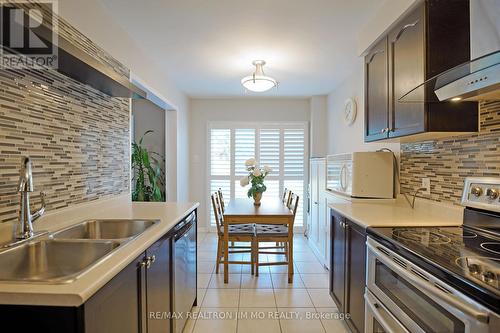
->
[51,219,156,240]
[0,239,120,283]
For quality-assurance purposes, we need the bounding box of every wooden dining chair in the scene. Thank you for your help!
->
[217,188,234,247]
[254,193,299,282]
[211,193,256,275]
[217,188,225,213]
[282,188,292,205]
[276,188,292,247]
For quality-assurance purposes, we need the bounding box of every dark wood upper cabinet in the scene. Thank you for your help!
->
[389,5,425,138]
[365,37,389,142]
[365,0,478,142]
[330,211,367,333]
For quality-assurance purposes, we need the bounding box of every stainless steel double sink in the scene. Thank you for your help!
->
[0,220,157,283]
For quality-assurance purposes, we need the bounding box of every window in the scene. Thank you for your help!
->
[208,122,308,228]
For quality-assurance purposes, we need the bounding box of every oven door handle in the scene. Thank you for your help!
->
[367,242,490,324]
[365,292,410,333]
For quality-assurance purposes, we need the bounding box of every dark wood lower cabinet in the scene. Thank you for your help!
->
[145,234,172,333]
[85,254,143,333]
[330,210,367,333]
[330,211,346,309]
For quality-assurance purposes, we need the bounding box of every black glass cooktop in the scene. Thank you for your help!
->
[367,225,500,312]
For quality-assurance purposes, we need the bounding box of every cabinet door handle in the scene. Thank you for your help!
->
[145,255,156,269]
[380,127,389,134]
[393,20,419,43]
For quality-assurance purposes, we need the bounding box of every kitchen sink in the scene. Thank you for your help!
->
[0,239,120,283]
[51,219,157,240]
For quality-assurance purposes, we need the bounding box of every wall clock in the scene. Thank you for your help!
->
[343,98,357,126]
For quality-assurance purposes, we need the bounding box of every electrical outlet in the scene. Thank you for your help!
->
[422,178,431,196]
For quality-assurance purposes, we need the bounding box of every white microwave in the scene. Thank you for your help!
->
[326,152,394,199]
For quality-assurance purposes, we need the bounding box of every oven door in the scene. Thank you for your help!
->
[366,238,491,333]
[365,289,410,333]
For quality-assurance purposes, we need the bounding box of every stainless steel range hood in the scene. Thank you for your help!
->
[399,0,500,103]
[399,51,500,103]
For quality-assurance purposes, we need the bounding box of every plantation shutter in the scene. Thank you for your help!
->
[208,123,307,228]
[283,128,306,226]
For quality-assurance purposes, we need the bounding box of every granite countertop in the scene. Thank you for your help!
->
[326,192,463,229]
[0,194,199,307]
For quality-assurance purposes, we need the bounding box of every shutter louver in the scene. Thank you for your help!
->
[235,129,256,176]
[259,129,280,174]
[284,129,305,177]
[210,129,231,176]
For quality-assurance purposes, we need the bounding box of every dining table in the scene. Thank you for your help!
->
[222,197,294,283]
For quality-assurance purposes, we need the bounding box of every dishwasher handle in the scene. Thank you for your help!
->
[175,220,194,241]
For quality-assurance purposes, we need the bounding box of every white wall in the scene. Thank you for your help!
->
[326,58,399,155]
[310,96,328,158]
[59,0,190,201]
[189,98,311,229]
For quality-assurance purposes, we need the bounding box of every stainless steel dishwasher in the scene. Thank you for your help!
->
[172,211,197,333]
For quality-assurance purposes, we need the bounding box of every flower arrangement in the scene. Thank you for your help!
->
[240,158,272,205]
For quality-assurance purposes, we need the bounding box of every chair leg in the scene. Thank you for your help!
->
[288,239,294,283]
[251,239,255,275]
[255,241,259,277]
[284,240,289,261]
[215,238,221,274]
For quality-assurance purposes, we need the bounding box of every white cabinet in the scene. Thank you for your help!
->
[308,158,329,267]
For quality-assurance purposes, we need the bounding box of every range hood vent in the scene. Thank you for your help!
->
[399,50,500,103]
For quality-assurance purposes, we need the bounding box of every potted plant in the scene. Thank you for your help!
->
[131,130,165,202]
[240,158,272,205]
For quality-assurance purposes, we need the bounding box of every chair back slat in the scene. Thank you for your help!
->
[211,193,224,234]
[287,193,299,229]
[282,188,291,205]
[217,188,225,213]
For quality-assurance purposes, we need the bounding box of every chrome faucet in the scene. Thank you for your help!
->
[16,156,46,240]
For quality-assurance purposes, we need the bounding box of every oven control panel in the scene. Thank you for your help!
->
[462,177,500,213]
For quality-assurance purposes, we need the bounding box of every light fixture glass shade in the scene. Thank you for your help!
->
[241,60,277,92]
[241,75,277,92]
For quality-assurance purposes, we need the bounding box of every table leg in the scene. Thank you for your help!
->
[224,221,229,283]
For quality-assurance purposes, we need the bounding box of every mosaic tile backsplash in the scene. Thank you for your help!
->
[0,12,130,223]
[400,101,500,204]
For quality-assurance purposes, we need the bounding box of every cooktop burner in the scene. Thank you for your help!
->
[392,229,452,244]
[481,242,500,255]
[442,228,478,238]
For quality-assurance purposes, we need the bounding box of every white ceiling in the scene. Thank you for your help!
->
[99,0,385,97]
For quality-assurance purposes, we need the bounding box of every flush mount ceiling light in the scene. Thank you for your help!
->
[241,60,278,92]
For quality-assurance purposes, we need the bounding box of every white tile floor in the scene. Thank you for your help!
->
[185,232,350,333]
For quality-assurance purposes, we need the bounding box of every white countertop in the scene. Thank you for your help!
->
[0,194,199,307]
[327,192,463,229]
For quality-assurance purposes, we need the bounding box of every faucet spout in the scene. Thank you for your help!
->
[15,156,46,240]
[18,156,34,192]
